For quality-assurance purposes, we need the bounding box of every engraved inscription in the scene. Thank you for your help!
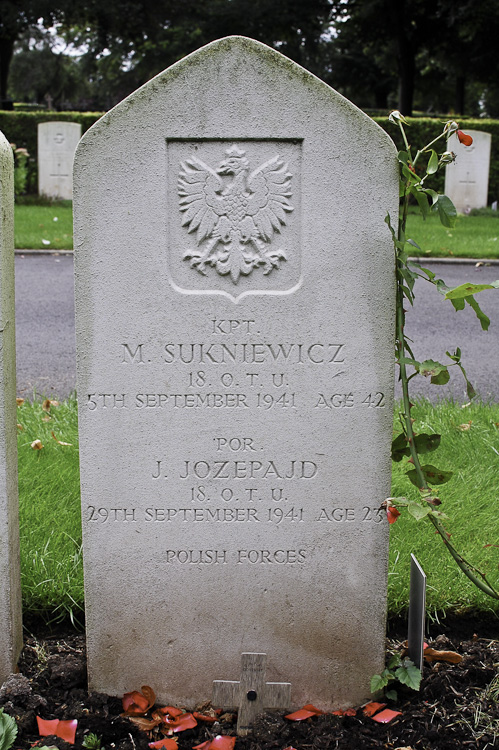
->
[179,145,293,283]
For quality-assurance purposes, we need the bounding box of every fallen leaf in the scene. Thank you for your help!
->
[42,399,59,413]
[149,740,178,750]
[16,398,24,406]
[122,686,156,716]
[31,439,43,450]
[128,716,162,731]
[42,239,51,245]
[457,422,472,431]
[362,702,386,717]
[36,717,77,744]
[371,708,402,724]
[51,431,72,446]
[423,647,462,664]
[42,416,51,422]
[193,737,236,750]
[17,423,23,430]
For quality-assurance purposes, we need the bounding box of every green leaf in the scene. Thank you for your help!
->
[411,187,430,218]
[432,194,457,228]
[0,709,18,750]
[417,359,448,379]
[401,162,421,184]
[387,653,401,669]
[385,689,398,701]
[431,368,450,386]
[423,188,438,205]
[395,660,422,691]
[370,673,389,692]
[413,433,441,453]
[406,464,453,488]
[450,297,465,311]
[466,295,490,331]
[408,502,432,520]
[427,149,439,174]
[392,432,410,462]
[444,282,499,300]
[406,238,421,250]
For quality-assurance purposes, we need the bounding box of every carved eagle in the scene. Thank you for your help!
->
[178,145,293,283]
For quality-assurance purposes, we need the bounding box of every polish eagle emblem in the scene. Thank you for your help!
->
[178,145,293,283]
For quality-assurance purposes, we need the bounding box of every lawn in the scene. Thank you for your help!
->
[14,201,73,250]
[11,201,499,258]
[16,396,499,626]
[406,209,499,259]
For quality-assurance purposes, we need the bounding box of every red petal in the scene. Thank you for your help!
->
[164,713,197,732]
[343,708,357,717]
[457,130,473,146]
[302,704,323,714]
[123,689,152,715]
[285,709,317,721]
[37,717,77,744]
[158,706,184,719]
[37,717,59,736]
[331,710,343,716]
[371,709,402,724]
[387,506,401,524]
[193,737,236,750]
[362,702,386,717]
[193,712,218,724]
[149,740,178,750]
[56,720,78,744]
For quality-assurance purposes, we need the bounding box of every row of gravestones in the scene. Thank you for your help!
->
[0,37,492,718]
[37,124,492,212]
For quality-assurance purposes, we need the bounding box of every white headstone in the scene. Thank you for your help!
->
[444,129,491,213]
[0,131,22,683]
[74,36,398,710]
[38,121,82,199]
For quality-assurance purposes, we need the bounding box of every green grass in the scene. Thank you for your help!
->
[406,210,499,259]
[11,200,499,258]
[16,397,499,626]
[389,398,499,618]
[17,396,82,625]
[14,201,73,250]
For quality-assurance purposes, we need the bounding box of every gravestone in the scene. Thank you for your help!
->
[444,130,491,213]
[38,121,81,199]
[74,36,398,710]
[0,131,22,683]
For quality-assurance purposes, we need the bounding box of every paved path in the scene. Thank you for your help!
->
[14,254,499,401]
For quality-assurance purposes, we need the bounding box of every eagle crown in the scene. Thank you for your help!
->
[216,146,249,176]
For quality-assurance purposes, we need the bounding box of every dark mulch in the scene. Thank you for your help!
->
[1,618,498,750]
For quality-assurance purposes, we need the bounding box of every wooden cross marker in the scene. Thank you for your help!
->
[213,653,291,736]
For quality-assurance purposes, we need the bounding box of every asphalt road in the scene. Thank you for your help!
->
[14,254,499,401]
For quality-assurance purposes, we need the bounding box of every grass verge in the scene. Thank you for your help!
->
[11,201,499,258]
[16,396,499,626]
[406,209,499,260]
[14,201,73,250]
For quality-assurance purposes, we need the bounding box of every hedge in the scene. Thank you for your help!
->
[0,110,498,203]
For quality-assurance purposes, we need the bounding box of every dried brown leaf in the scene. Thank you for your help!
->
[31,439,43,450]
[423,647,462,664]
[16,398,24,406]
[51,431,72,446]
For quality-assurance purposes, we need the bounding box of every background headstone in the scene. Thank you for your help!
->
[38,122,81,199]
[74,36,398,710]
[444,130,491,213]
[0,131,22,684]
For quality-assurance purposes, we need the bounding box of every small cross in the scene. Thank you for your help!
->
[213,653,291,736]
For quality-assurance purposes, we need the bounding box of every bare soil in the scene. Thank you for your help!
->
[1,618,498,750]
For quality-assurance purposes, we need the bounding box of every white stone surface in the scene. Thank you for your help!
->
[445,130,491,213]
[74,36,398,710]
[0,131,22,683]
[38,121,81,199]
